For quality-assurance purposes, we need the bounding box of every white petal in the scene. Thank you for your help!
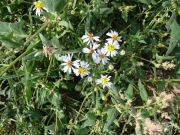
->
[62,66,68,73]
[73,60,80,68]
[106,38,113,43]
[106,32,112,37]
[73,69,79,76]
[114,42,120,49]
[82,35,88,39]
[82,48,90,53]
[68,67,72,74]
[83,38,90,43]
[93,43,100,50]
[93,36,100,42]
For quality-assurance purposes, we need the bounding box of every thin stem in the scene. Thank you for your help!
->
[120,115,132,135]
[46,57,53,80]
[67,92,92,135]
[0,21,50,76]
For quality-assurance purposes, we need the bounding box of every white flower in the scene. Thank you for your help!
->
[96,75,112,89]
[82,32,100,45]
[95,48,109,64]
[82,43,100,63]
[33,1,48,16]
[106,30,122,44]
[73,61,90,78]
[61,54,76,74]
[104,40,119,57]
[120,49,126,56]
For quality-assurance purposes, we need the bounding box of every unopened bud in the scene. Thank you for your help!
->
[108,64,114,70]
[120,50,126,56]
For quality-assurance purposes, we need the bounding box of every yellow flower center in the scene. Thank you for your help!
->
[87,33,94,40]
[107,44,115,52]
[101,78,108,84]
[99,54,105,59]
[67,60,72,67]
[79,67,86,75]
[34,1,43,9]
[112,35,118,41]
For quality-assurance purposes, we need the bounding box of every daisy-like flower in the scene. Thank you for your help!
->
[82,43,100,63]
[104,40,120,57]
[82,32,100,45]
[96,75,112,89]
[95,48,109,65]
[106,30,122,44]
[73,61,90,78]
[33,1,48,16]
[61,54,76,74]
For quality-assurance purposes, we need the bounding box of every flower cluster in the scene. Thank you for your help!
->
[82,31,123,64]
[58,30,124,89]
[143,118,162,135]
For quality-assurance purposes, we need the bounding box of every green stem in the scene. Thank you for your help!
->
[46,57,53,80]
[0,21,50,76]
[144,78,180,82]
[67,92,92,135]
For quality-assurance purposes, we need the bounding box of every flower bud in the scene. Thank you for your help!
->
[71,10,75,15]
[120,49,126,56]
[108,64,114,70]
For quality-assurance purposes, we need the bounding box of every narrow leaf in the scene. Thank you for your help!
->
[138,79,148,101]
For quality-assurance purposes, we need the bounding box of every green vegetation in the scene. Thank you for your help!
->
[0,0,179,134]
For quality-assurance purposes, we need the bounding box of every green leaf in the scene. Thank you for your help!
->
[81,113,96,128]
[0,21,27,48]
[0,21,27,38]
[134,0,156,5]
[166,13,180,55]
[0,35,21,48]
[49,92,61,107]
[39,33,50,45]
[40,0,66,13]
[103,108,118,132]
[59,20,73,30]
[75,128,89,135]
[125,81,134,100]
[109,84,120,100]
[138,79,148,101]
[51,36,61,49]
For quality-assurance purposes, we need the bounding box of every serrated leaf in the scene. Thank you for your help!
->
[138,79,148,101]
[40,0,66,13]
[125,81,134,100]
